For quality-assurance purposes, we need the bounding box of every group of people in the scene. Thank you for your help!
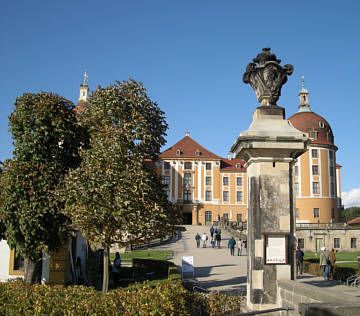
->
[195,226,247,256]
[195,227,222,249]
[227,236,246,256]
[296,246,336,280]
[319,247,336,280]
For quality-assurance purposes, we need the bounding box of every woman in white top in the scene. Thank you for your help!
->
[237,239,242,256]
[201,233,208,248]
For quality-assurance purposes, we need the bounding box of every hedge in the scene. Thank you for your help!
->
[303,259,360,282]
[0,278,244,315]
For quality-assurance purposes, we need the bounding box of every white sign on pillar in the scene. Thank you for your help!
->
[182,256,194,278]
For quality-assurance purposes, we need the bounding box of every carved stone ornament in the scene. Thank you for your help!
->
[243,48,294,106]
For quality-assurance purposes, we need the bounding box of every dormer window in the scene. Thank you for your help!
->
[236,163,241,169]
[310,131,317,139]
[327,132,333,143]
[176,149,181,156]
[319,121,325,128]
[195,150,200,157]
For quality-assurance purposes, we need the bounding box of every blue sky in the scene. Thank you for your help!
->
[1,1,359,206]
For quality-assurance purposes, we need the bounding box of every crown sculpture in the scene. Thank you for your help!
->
[243,47,294,106]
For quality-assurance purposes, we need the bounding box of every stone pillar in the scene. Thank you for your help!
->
[231,105,308,310]
[193,205,198,225]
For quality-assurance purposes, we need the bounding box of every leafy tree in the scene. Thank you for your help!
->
[60,79,181,293]
[0,221,5,241]
[343,207,360,221]
[0,92,86,284]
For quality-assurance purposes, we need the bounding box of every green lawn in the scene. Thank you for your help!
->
[304,251,360,269]
[110,250,173,262]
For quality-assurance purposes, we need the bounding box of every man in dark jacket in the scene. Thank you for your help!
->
[296,246,304,275]
[195,233,201,248]
[228,237,236,256]
[210,225,215,239]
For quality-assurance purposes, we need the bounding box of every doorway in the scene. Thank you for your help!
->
[205,211,212,226]
[315,238,324,252]
[182,212,192,225]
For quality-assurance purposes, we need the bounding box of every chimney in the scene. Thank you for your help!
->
[185,131,189,137]
[228,153,232,160]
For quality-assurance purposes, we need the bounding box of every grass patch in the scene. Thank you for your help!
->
[336,262,359,269]
[110,250,173,262]
[304,251,360,269]
[335,251,360,261]
[304,252,318,260]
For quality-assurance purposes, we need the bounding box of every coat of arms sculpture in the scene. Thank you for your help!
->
[243,48,294,106]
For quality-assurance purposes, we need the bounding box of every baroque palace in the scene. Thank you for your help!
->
[154,79,343,227]
[0,75,352,284]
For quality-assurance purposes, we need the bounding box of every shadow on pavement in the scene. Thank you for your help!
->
[195,264,238,277]
[198,276,247,295]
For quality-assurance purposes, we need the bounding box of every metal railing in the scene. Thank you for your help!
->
[231,307,294,316]
[346,274,360,287]
[296,222,347,229]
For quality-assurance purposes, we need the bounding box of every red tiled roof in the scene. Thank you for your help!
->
[75,100,88,113]
[220,158,247,172]
[288,112,336,148]
[347,217,360,225]
[336,163,342,168]
[160,136,221,159]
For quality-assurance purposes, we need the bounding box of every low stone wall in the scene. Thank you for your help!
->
[278,280,360,316]
[298,303,360,316]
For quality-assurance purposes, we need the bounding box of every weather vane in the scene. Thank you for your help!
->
[83,69,88,86]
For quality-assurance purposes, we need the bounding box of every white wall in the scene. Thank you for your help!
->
[0,240,23,282]
[41,252,50,284]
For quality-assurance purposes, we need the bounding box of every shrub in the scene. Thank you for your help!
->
[303,259,360,282]
[303,259,322,276]
[333,266,360,282]
[168,266,181,280]
[0,279,245,315]
[206,293,244,316]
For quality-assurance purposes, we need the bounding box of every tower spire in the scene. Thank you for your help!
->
[78,70,89,102]
[83,69,88,86]
[301,75,305,90]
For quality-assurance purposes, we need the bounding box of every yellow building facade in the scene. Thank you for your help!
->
[289,82,342,224]
[158,82,342,226]
[74,74,342,226]
[156,133,247,226]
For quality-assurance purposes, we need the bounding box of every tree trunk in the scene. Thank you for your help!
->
[102,247,110,294]
[24,257,42,284]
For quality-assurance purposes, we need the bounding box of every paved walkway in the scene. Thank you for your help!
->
[150,225,247,294]
[297,274,360,299]
[149,225,360,300]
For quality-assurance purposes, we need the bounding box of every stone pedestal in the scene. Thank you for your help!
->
[231,105,308,310]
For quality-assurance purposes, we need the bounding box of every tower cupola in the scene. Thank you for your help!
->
[298,76,311,112]
[78,70,89,102]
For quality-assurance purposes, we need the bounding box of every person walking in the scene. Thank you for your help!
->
[330,248,336,278]
[319,246,330,280]
[296,246,304,275]
[237,239,242,256]
[210,225,215,239]
[195,233,201,248]
[112,252,122,285]
[228,236,236,256]
[201,232,208,248]
[216,231,221,248]
[242,240,247,255]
